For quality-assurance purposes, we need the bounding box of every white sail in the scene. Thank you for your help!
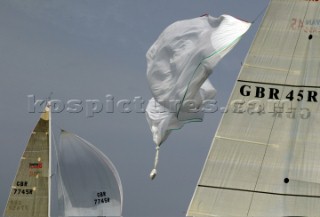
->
[146,14,251,146]
[4,104,123,217]
[145,14,251,179]
[4,107,50,217]
[57,131,123,217]
[187,0,320,216]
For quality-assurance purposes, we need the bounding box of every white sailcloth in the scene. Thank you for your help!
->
[145,14,251,178]
[57,131,123,216]
[146,14,251,146]
[188,0,320,216]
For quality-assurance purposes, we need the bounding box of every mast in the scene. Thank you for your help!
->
[48,102,52,217]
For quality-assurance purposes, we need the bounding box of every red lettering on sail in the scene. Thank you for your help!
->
[29,162,42,169]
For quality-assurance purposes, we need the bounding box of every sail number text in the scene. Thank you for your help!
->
[94,191,110,205]
[240,85,318,102]
[12,189,33,195]
[12,181,33,195]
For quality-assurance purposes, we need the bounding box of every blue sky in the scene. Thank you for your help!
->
[0,1,269,216]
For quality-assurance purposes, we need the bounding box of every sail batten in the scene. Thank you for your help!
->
[215,136,268,146]
[238,79,320,88]
[187,0,320,216]
[197,185,320,198]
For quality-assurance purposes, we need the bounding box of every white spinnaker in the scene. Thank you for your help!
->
[188,0,320,216]
[146,15,251,179]
[146,14,251,146]
[57,131,123,216]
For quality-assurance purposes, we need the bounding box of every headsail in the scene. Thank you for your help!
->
[4,107,50,217]
[187,0,320,216]
[57,131,123,216]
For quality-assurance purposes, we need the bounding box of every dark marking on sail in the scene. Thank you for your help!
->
[198,185,320,198]
[16,181,28,186]
[12,189,33,195]
[94,192,111,205]
[238,80,320,89]
[29,162,43,169]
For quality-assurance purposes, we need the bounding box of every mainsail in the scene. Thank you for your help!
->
[57,131,123,216]
[187,0,320,216]
[4,107,51,217]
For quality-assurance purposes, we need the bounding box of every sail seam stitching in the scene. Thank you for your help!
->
[176,35,244,119]
[215,136,267,146]
[243,64,290,72]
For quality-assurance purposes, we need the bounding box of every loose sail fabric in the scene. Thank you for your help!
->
[4,110,50,217]
[57,131,123,216]
[188,0,320,216]
[146,15,251,146]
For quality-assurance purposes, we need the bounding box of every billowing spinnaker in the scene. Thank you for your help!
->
[146,15,251,146]
[57,131,123,216]
[145,14,251,178]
